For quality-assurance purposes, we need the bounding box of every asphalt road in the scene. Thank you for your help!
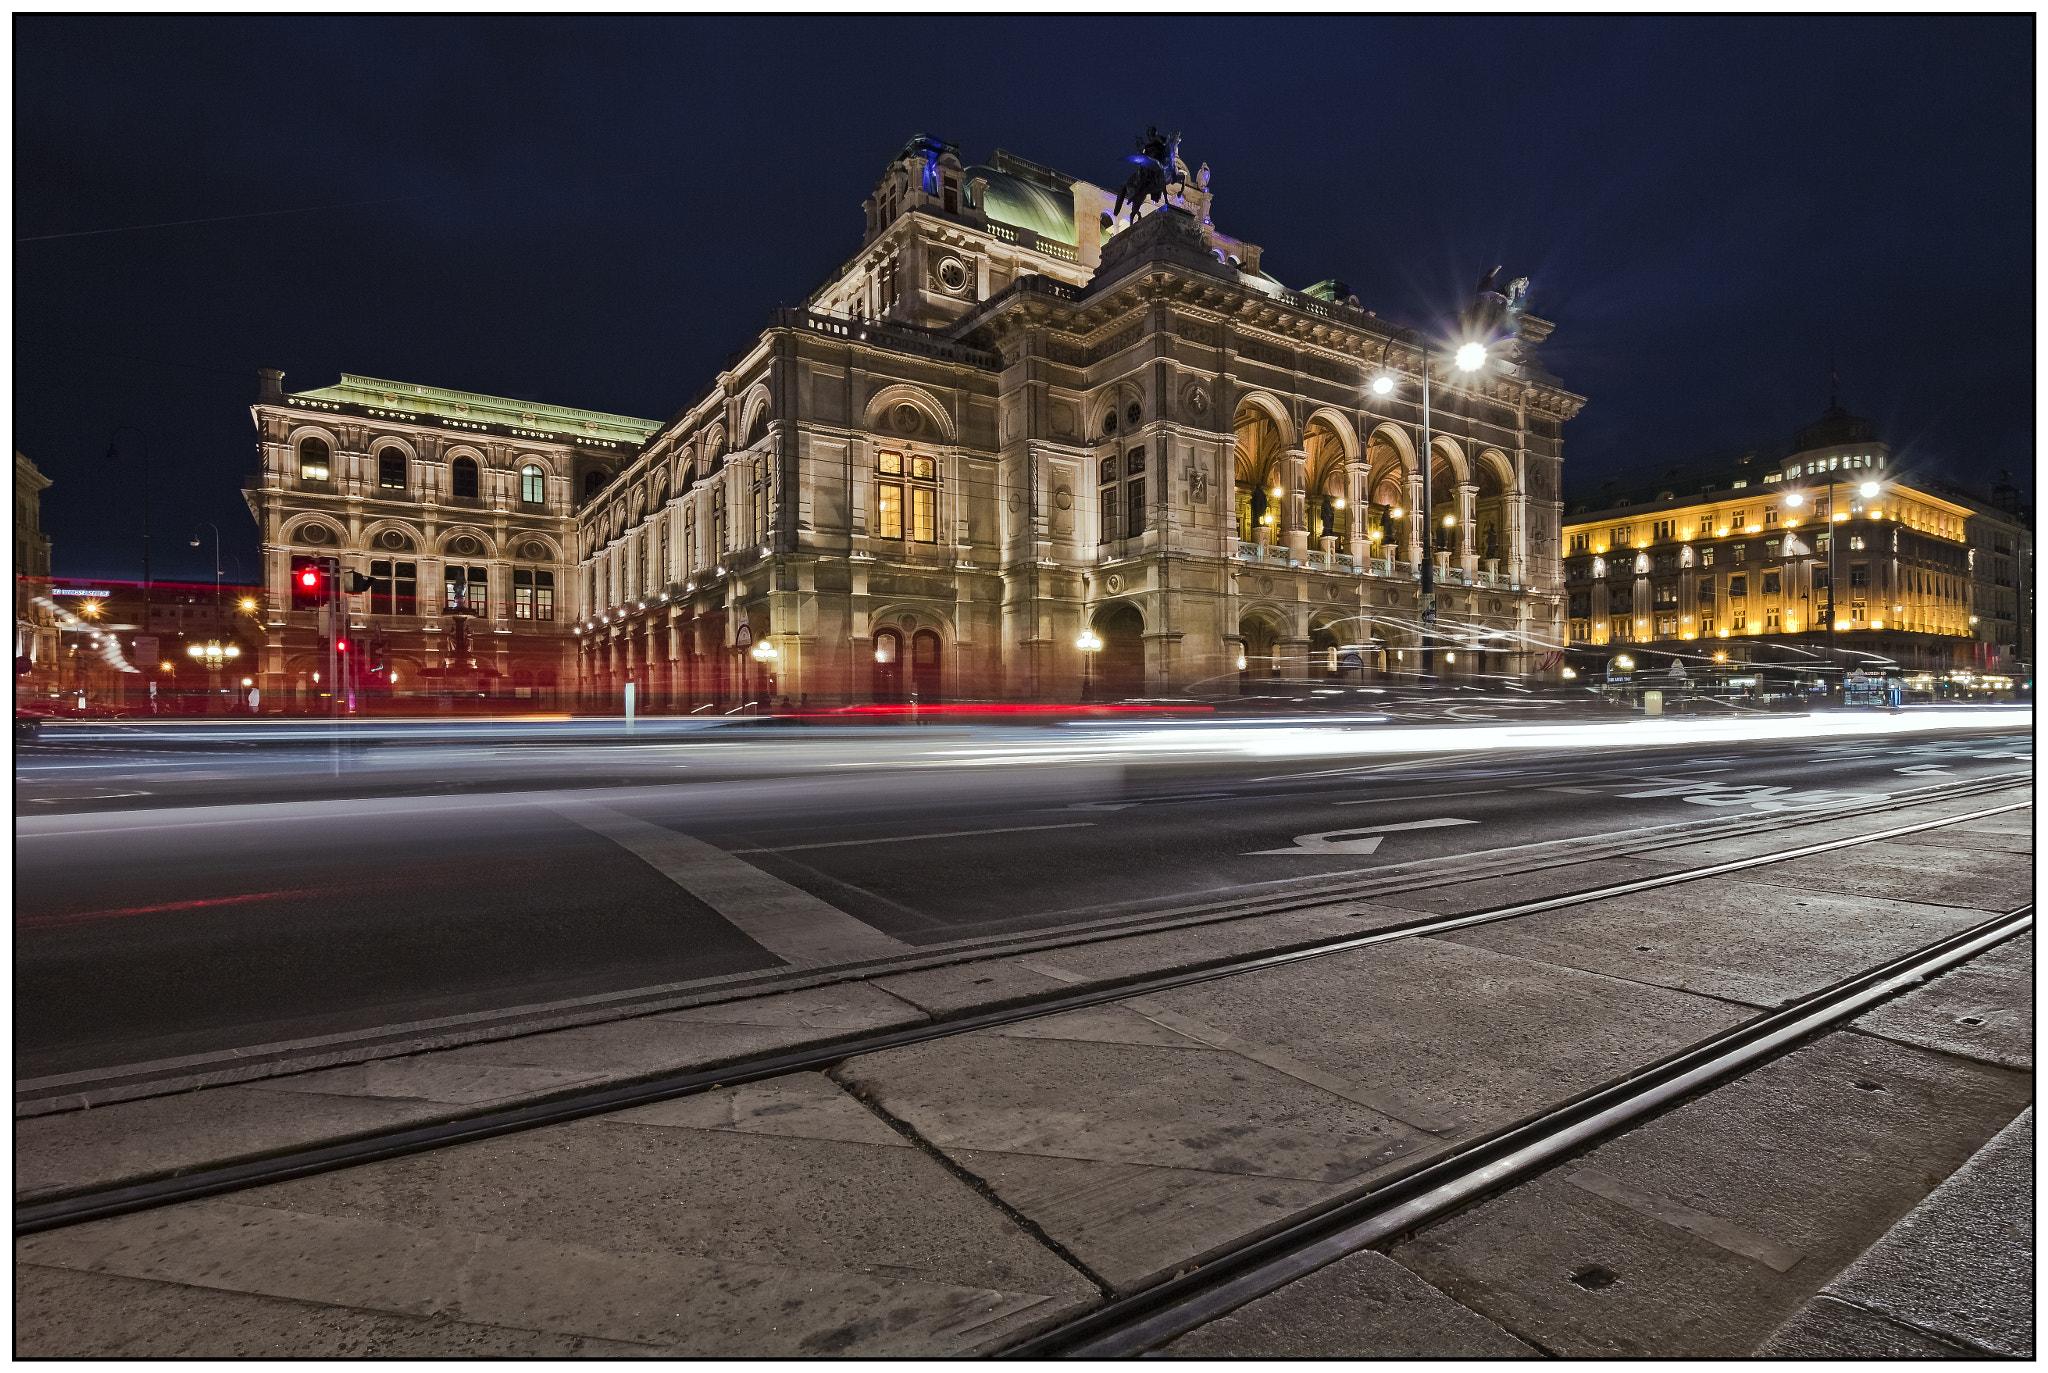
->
[15,713,2033,1084]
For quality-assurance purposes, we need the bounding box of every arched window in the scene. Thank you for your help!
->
[521,464,545,505]
[299,438,331,483]
[911,629,942,703]
[746,409,770,448]
[584,469,609,499]
[872,629,904,703]
[377,447,406,491]
[452,456,480,499]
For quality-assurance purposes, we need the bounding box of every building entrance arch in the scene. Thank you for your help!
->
[873,629,905,702]
[1092,602,1146,699]
[1238,611,1285,693]
[911,629,942,703]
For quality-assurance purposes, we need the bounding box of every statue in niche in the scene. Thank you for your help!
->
[1484,524,1499,561]
[1187,466,1209,504]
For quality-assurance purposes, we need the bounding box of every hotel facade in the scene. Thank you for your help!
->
[1561,403,2033,682]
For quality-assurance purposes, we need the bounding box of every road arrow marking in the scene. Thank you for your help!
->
[1895,764,1952,774]
[1249,816,1477,855]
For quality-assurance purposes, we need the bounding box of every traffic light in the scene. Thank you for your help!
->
[335,638,350,655]
[296,564,323,594]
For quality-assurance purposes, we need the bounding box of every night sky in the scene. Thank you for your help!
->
[16,15,2033,583]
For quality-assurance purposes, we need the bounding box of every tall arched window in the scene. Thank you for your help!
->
[584,469,609,499]
[520,464,545,504]
[452,456,480,499]
[746,409,770,448]
[872,629,904,702]
[299,438,331,483]
[377,447,406,491]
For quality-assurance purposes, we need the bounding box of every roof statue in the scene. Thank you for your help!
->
[1196,162,1211,190]
[1110,125,1181,225]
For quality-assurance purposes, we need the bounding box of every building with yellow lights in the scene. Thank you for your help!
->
[1562,402,2031,683]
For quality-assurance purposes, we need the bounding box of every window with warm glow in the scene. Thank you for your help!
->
[299,438,331,483]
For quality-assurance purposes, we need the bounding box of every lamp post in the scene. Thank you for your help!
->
[187,639,242,714]
[1371,328,1490,680]
[190,522,223,621]
[1076,628,1103,701]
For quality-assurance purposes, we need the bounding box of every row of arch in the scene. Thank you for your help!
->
[1232,396,1519,558]
[278,516,564,564]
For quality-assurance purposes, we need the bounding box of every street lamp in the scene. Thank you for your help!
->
[1370,325,1491,679]
[1076,627,1103,701]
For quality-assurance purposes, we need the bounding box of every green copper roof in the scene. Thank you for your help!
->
[290,374,662,443]
[965,164,1077,246]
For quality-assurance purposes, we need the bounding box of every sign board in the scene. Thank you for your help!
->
[53,588,111,598]
[131,635,158,666]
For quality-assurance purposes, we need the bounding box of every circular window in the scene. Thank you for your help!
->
[893,402,922,434]
[901,614,919,632]
[936,256,968,294]
[1102,411,1119,436]
[379,529,407,551]
[452,535,481,556]
[522,541,548,560]
[1125,401,1142,426]
[301,525,328,544]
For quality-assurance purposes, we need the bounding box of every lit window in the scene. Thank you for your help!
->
[912,486,936,543]
[378,448,406,490]
[445,565,488,615]
[877,481,904,540]
[513,568,555,621]
[521,465,546,504]
[299,438,331,483]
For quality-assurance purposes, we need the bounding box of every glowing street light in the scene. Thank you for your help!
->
[1455,342,1488,372]
[1077,627,1104,701]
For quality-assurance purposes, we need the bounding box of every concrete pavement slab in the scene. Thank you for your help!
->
[18,983,928,1201]
[1919,810,2034,854]
[1373,858,1675,916]
[1753,1293,1977,1357]
[1852,931,2032,1070]
[16,1078,1096,1357]
[1390,1031,2031,1358]
[1758,1107,2033,1358]
[840,938,1746,1292]
[1159,1248,1538,1358]
[1720,838,2034,913]
[15,1263,667,1358]
[1439,878,1994,1009]
[607,1070,908,1147]
[1636,792,2029,867]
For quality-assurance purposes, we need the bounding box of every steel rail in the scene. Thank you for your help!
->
[14,797,2031,1237]
[1009,902,2035,1357]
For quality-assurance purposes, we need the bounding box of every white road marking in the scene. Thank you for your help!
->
[547,801,910,969]
[1895,764,1952,775]
[1249,817,1478,856]
[731,822,1095,853]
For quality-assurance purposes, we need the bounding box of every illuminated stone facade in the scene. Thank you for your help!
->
[244,372,659,707]
[571,136,1584,706]
[1562,403,2032,678]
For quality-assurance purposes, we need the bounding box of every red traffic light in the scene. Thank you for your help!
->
[297,567,321,590]
[336,639,349,654]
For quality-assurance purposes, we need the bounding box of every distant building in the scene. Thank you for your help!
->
[1562,401,2033,688]
[244,372,661,710]
[15,451,56,689]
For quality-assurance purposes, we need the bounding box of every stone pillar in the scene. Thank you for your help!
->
[1458,484,1478,573]
[1406,472,1425,568]
[1283,448,1309,561]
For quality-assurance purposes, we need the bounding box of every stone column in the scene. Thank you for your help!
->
[1283,447,1309,561]
[1406,472,1426,568]
[1458,484,1478,573]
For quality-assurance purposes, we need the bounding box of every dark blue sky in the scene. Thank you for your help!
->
[17,15,2033,581]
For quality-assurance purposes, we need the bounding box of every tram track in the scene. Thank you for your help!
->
[15,770,2031,1114]
[15,785,2031,1239]
[1004,901,2035,1357]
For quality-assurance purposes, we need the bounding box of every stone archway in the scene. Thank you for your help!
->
[1238,610,1286,694]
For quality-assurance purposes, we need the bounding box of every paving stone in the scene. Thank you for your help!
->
[251,1056,609,1106]
[1009,901,1436,982]
[1756,1293,1976,1357]
[1380,858,1674,916]
[16,1079,1095,1357]
[1439,876,1992,1009]
[15,1262,666,1358]
[870,960,1074,1017]
[15,1086,449,1203]
[1795,1107,2034,1358]
[1391,1031,2032,1358]
[1160,1249,1539,1358]
[1640,793,2029,867]
[1723,838,2033,913]
[841,938,1745,1293]
[608,1070,909,1147]
[1920,811,2034,855]
[1853,931,2031,1070]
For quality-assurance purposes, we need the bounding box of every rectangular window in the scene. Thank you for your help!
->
[1729,574,1748,597]
[911,455,935,480]
[1100,471,1121,542]
[1732,613,1749,631]
[1127,446,1146,476]
[911,485,936,543]
[514,568,534,620]
[1568,532,1589,554]
[1127,478,1147,537]
[371,560,394,617]
[1611,617,1633,642]
[1569,619,1590,643]
[1848,535,1866,551]
[1764,507,1778,526]
[1814,567,1830,591]
[534,571,553,621]
[1849,563,1869,588]
[1701,547,1714,567]
[1100,457,1119,485]
[878,483,904,540]
[446,565,488,615]
[379,451,406,490]
[1699,582,1715,603]
[1765,607,1781,631]
[468,566,488,617]
[1653,520,1673,542]
[878,452,903,476]
[1657,614,1678,637]
[1732,543,1746,563]
[1765,539,1780,560]
[1761,571,1781,595]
